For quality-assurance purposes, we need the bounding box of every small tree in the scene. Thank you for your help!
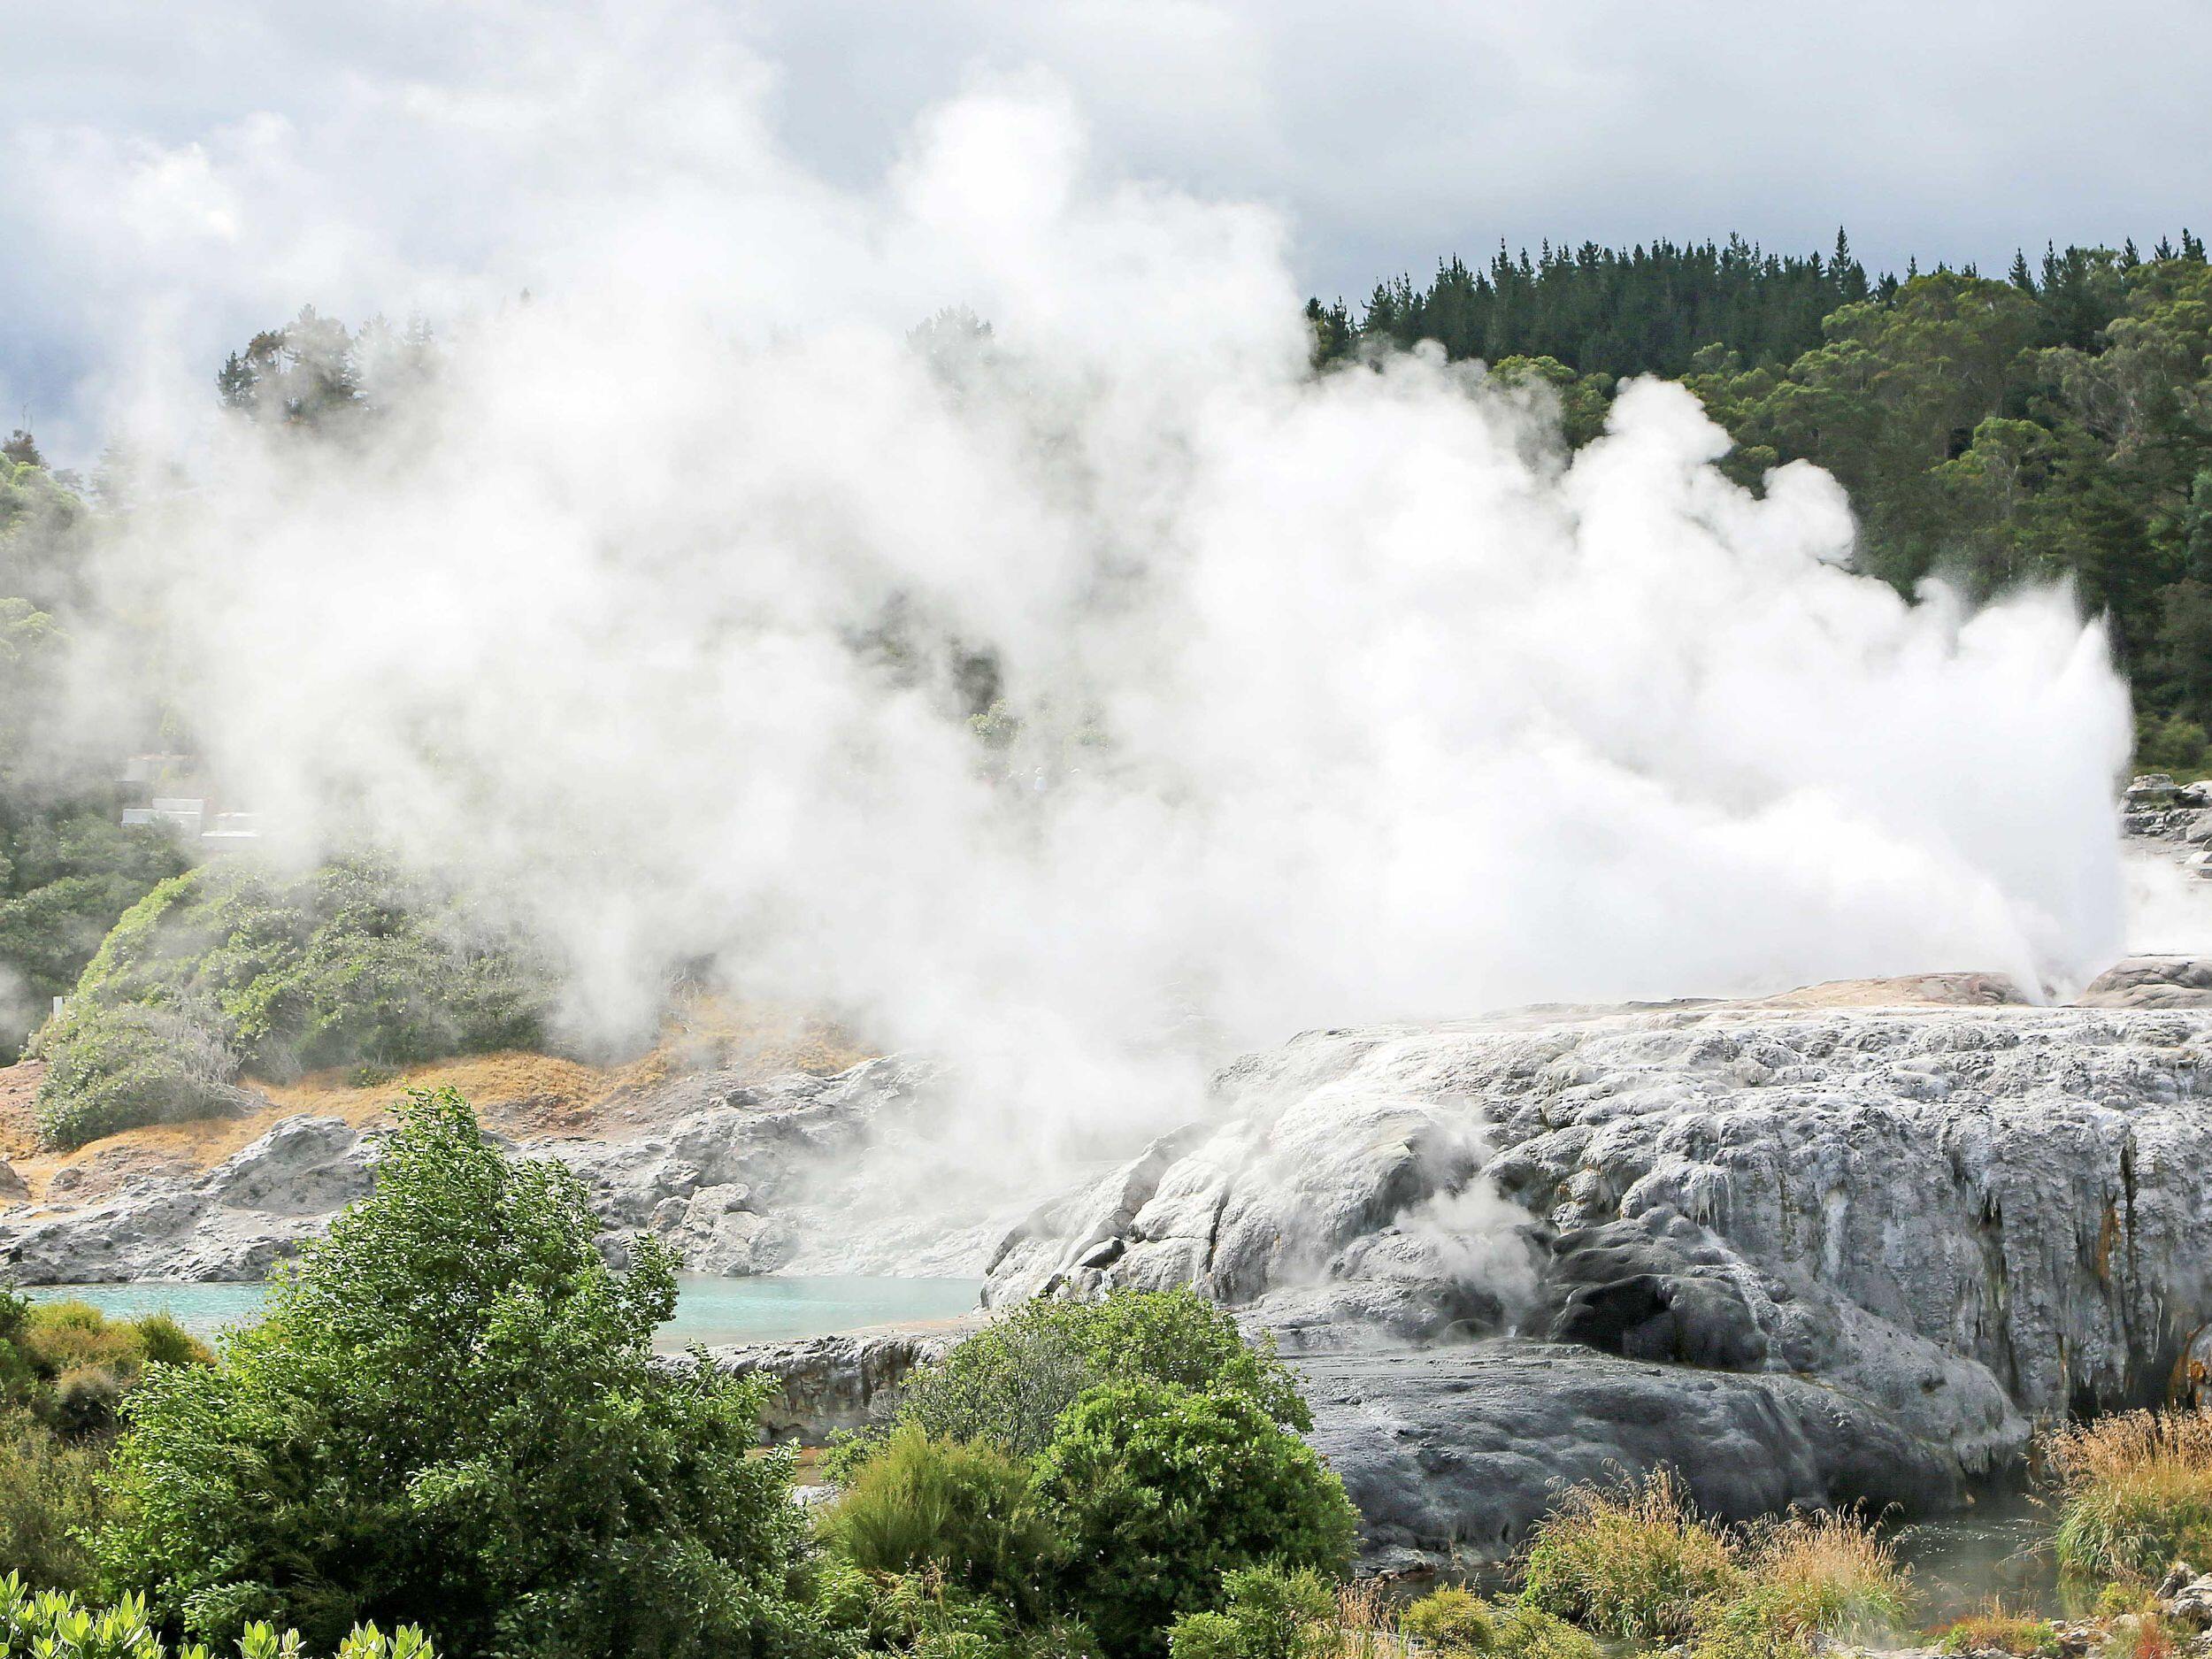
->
[883,1287,1309,1460]
[97,1088,811,1659]
[1030,1380,1357,1659]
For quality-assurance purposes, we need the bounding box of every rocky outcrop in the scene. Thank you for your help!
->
[686,1318,983,1441]
[987,986,2212,1563]
[2124,773,2212,851]
[1302,1340,1962,1572]
[1,1116,377,1281]
[0,1056,1012,1284]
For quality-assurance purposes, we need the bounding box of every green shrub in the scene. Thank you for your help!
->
[130,1316,204,1371]
[0,1415,109,1593]
[1029,1378,1358,1658]
[2044,1409,2212,1584]
[1399,1586,1494,1654]
[876,1286,1308,1463]
[96,1087,810,1659]
[33,860,556,1148]
[1165,1567,1336,1659]
[33,1000,243,1149]
[0,1573,434,1659]
[1517,1470,1742,1644]
[0,808,190,1063]
[820,1425,1053,1607]
[1394,1589,1596,1659]
[814,1562,1101,1659]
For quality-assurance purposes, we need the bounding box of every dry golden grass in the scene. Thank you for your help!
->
[1691,1509,1910,1659]
[1329,1580,1402,1659]
[1518,1468,1743,1644]
[2043,1409,2212,1584]
[1931,1601,2062,1655]
[0,995,875,1203]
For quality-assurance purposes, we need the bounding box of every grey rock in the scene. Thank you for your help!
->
[2162,1569,2212,1628]
[986,994,2212,1563]
[1302,1340,1961,1571]
[684,1317,983,1441]
[0,1056,1025,1285]
[2079,956,2212,1009]
[0,1117,377,1282]
[0,1159,25,1202]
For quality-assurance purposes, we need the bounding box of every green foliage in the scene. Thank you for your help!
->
[95,1088,812,1659]
[1322,233,2212,750]
[1164,1568,1334,1659]
[1029,1379,1357,1658]
[822,1292,1345,1659]
[1485,357,1615,450]
[2134,710,2212,778]
[879,1286,1308,1462]
[819,1426,1053,1609]
[1340,234,1874,381]
[0,1573,434,1659]
[0,808,190,1058]
[1517,1471,1742,1645]
[815,1560,1101,1659]
[33,859,554,1148]
[0,1415,111,1593]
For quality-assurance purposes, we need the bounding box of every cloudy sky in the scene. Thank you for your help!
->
[4,0,2207,457]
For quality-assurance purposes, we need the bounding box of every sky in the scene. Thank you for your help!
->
[4,0,2208,460]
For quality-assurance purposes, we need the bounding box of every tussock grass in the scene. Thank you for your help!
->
[2044,1409,2212,1585]
[1517,1469,1741,1644]
[1328,1580,1400,1659]
[1394,1586,1594,1659]
[1690,1509,1911,1659]
[1931,1601,2062,1655]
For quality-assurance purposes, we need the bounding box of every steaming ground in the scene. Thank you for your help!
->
[24,7,2134,1170]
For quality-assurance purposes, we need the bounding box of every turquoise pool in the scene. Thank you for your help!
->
[21,1273,983,1349]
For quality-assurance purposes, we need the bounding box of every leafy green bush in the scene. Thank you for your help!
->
[1029,1378,1358,1658]
[33,999,242,1150]
[0,808,188,1061]
[819,1425,1053,1608]
[96,1087,810,1659]
[33,858,555,1148]
[1165,1567,1335,1659]
[2045,1409,2212,1585]
[0,1415,110,1593]
[1517,1470,1742,1645]
[872,1286,1308,1463]
[0,1573,433,1659]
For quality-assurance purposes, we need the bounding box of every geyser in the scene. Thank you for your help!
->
[19,6,2132,1159]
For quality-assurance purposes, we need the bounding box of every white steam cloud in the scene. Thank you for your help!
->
[16,6,2133,1164]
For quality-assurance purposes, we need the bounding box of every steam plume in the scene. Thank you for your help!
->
[12,8,2132,1165]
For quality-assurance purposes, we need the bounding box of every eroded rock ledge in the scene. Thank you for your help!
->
[984,964,2212,1563]
[0,1058,1006,1283]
